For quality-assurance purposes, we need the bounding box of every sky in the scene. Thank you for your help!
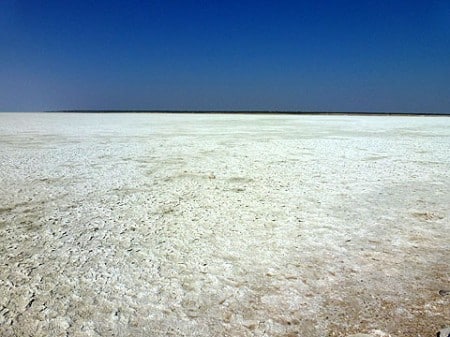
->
[0,0,449,112]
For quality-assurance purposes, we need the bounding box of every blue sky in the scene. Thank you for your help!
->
[0,0,449,112]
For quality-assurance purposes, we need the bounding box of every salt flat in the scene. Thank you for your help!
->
[0,113,449,337]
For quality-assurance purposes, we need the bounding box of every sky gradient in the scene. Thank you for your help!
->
[1,0,449,112]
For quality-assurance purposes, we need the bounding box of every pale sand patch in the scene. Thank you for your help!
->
[0,113,449,336]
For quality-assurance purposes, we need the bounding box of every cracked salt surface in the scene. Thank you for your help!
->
[0,113,449,336]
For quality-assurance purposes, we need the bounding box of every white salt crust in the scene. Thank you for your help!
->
[0,113,449,336]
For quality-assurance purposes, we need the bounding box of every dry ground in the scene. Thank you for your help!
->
[0,113,449,336]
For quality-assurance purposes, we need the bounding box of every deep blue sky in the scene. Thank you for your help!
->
[1,0,449,112]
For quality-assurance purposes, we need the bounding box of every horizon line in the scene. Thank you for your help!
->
[41,110,450,116]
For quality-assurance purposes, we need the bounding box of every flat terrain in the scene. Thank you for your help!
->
[0,113,449,336]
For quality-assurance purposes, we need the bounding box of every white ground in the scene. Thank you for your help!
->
[0,113,449,337]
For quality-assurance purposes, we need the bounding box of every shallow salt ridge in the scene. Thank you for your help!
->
[0,113,449,336]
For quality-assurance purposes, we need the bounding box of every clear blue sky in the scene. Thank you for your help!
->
[1,0,449,112]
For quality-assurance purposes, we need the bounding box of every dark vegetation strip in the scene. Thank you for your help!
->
[47,110,450,116]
